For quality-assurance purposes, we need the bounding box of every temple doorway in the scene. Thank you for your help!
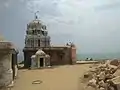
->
[40,58,44,67]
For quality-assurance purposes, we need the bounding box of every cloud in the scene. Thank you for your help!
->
[94,2,120,11]
[0,0,16,9]
[50,33,74,45]
[4,2,9,8]
[1,0,120,54]
[26,0,62,17]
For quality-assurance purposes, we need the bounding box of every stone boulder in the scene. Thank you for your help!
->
[116,84,120,90]
[84,73,90,78]
[113,70,120,76]
[111,76,120,85]
[110,60,119,66]
[87,79,97,88]
[82,62,120,90]
[85,86,97,90]
[99,87,105,90]
[84,72,93,78]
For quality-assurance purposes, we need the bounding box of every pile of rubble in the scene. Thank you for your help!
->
[83,60,120,90]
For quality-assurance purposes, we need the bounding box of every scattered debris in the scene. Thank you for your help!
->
[82,60,120,90]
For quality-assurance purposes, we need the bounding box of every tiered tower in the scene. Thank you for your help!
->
[23,14,51,68]
[24,15,50,48]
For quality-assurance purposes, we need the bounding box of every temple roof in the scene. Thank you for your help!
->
[0,35,19,53]
[27,17,47,31]
[36,49,46,56]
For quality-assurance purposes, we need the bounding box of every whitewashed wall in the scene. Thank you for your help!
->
[0,53,12,88]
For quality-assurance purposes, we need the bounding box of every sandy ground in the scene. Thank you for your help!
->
[12,64,92,90]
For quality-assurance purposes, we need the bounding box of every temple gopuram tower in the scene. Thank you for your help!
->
[25,16,50,48]
[23,14,51,68]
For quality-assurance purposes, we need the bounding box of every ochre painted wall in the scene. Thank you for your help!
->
[23,46,77,68]
[71,47,77,64]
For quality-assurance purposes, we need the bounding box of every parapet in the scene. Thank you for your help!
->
[0,41,19,54]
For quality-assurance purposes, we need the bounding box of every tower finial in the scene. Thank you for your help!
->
[35,11,39,19]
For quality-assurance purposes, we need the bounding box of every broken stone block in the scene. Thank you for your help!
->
[110,60,119,66]
[109,65,118,69]
[98,80,106,88]
[105,74,115,80]
[116,84,120,90]
[99,87,105,90]
[111,76,120,85]
[89,68,97,73]
[89,66,92,68]
[113,70,120,77]
[98,72,106,81]
[98,64,106,68]
[88,79,97,88]
[84,72,92,78]
[85,86,97,90]
[107,86,115,90]
[84,73,89,78]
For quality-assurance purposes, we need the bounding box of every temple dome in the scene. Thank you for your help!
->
[28,19,41,28]
[27,19,46,30]
[35,49,46,56]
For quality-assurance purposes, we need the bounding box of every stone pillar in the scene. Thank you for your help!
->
[14,65,18,78]
[37,56,40,68]
[36,39,38,47]
[43,58,45,67]
[28,39,30,47]
[9,53,13,84]
[9,53,12,71]
[31,58,33,68]
[34,39,36,47]
[23,51,26,68]
[30,39,31,47]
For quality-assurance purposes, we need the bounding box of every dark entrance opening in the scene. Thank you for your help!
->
[12,54,15,80]
[40,58,43,67]
[38,39,40,47]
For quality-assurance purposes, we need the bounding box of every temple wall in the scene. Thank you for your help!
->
[45,47,72,65]
[24,51,37,68]
[64,48,71,64]
[71,47,76,64]
[23,46,77,68]
[50,51,59,65]
[24,52,31,68]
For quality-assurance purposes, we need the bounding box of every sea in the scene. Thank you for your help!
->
[77,52,120,60]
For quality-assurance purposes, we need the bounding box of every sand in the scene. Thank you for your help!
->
[12,64,92,90]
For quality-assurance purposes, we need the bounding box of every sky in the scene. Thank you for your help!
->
[0,0,120,54]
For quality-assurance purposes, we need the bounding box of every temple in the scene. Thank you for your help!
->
[23,14,77,69]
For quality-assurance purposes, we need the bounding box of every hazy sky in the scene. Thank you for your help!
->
[0,0,120,54]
